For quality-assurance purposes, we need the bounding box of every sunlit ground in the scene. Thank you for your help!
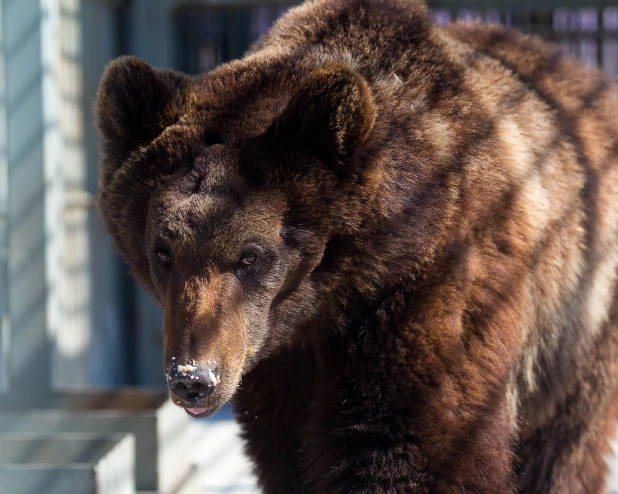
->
[178,412,257,494]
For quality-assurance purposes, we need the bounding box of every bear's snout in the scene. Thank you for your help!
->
[166,360,221,407]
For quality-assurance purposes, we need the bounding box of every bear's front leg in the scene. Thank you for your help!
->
[302,325,518,494]
[233,347,317,494]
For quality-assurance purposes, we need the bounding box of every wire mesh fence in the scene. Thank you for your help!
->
[175,3,618,79]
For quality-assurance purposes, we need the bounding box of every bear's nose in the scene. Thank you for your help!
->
[167,361,220,403]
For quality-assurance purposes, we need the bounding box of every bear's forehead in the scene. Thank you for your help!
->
[152,192,246,256]
[151,177,283,251]
[155,177,244,232]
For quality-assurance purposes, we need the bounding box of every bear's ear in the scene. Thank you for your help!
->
[95,56,191,164]
[275,64,376,163]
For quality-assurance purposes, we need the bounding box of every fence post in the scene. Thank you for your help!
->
[0,0,64,393]
[0,0,8,392]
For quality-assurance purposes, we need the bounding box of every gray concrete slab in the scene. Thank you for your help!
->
[0,433,134,494]
[0,390,191,493]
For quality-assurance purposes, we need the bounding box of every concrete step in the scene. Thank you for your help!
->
[0,389,191,493]
[0,433,134,494]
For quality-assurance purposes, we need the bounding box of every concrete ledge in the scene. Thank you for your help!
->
[0,433,134,494]
[0,389,191,492]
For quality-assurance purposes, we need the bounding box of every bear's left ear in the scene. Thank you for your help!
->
[95,56,191,168]
[275,64,376,163]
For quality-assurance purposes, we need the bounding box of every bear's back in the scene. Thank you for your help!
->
[249,0,618,433]
[445,22,618,143]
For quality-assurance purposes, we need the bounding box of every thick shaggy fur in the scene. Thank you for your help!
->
[95,1,618,492]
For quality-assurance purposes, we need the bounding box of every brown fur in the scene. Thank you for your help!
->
[95,1,618,492]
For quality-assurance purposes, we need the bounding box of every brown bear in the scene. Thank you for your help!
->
[94,0,618,492]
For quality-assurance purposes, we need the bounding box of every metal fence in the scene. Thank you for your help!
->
[430,7,618,77]
[175,3,618,78]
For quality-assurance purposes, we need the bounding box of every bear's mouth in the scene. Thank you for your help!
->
[184,406,213,418]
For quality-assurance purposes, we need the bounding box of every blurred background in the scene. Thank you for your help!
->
[0,0,617,493]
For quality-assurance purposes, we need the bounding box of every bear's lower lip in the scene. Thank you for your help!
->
[185,407,212,418]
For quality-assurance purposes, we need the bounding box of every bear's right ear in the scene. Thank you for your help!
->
[95,56,191,166]
[274,64,376,167]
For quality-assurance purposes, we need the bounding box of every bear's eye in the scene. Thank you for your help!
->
[240,253,257,266]
[157,250,171,264]
[236,244,264,273]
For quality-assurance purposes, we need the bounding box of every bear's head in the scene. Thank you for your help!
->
[95,56,376,416]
